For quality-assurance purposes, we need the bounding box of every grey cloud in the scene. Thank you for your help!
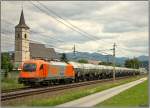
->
[1,1,148,57]
[102,21,147,33]
[61,1,148,34]
[28,1,119,20]
[1,34,14,52]
[122,38,148,48]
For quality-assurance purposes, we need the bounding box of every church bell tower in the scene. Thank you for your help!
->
[14,10,30,68]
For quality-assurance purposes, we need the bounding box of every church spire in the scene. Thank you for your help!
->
[19,10,26,25]
[15,9,29,29]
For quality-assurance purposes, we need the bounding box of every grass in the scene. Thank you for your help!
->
[1,71,24,90]
[97,80,148,107]
[28,76,146,106]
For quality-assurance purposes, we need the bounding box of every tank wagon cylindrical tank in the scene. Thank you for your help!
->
[18,60,141,86]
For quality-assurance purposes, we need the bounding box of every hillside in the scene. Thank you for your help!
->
[57,52,148,67]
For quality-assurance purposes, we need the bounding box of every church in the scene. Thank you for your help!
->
[14,10,58,68]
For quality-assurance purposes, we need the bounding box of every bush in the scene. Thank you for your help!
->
[78,59,88,63]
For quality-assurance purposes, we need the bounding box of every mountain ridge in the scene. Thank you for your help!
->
[57,52,148,66]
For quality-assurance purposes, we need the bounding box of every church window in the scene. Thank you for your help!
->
[17,34,20,39]
[24,34,27,39]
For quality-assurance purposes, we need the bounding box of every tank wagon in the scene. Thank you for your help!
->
[18,60,143,86]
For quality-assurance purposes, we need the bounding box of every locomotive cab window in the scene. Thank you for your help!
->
[40,64,43,70]
[23,63,36,72]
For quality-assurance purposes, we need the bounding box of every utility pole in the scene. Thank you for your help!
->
[73,44,76,55]
[113,43,116,81]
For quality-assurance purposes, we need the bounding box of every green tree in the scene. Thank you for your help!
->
[99,62,113,66]
[1,53,13,78]
[124,58,141,69]
[60,53,68,62]
[78,59,88,63]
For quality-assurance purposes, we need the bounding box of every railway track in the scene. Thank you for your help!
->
[1,76,141,101]
[2,87,31,93]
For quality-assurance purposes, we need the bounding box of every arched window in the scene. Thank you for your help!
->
[24,34,27,39]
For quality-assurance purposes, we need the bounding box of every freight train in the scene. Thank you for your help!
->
[18,59,145,86]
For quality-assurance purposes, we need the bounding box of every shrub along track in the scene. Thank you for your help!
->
[1,75,144,101]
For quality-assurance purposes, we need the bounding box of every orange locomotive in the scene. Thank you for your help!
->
[18,60,75,86]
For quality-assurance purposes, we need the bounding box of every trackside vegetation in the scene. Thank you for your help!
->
[97,80,148,107]
[1,53,13,78]
[27,76,145,106]
[1,71,24,90]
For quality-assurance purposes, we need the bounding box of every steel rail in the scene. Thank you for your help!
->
[2,87,32,93]
[1,76,141,101]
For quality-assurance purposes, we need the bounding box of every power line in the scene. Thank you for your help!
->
[2,31,66,48]
[30,31,65,43]
[2,27,147,56]
[37,1,117,47]
[2,2,117,55]
[32,2,130,59]
[2,15,101,51]
[2,19,67,44]
[37,1,101,41]
[2,8,147,56]
[2,19,92,48]
[1,33,72,51]
[3,29,108,54]
[2,26,81,52]
[31,1,110,45]
[30,1,92,41]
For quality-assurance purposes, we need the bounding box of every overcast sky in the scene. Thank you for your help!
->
[1,1,149,58]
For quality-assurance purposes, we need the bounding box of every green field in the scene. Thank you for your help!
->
[97,80,148,107]
[27,76,145,106]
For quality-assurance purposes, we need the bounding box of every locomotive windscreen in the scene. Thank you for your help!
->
[23,63,36,72]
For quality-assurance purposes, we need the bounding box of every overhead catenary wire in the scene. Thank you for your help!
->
[4,21,113,54]
[30,1,125,56]
[2,3,147,56]
[1,32,72,51]
[2,6,115,53]
[31,1,111,45]
[2,19,97,51]
[2,19,92,48]
[2,21,79,52]
[37,1,117,47]
[37,1,103,41]
[2,19,67,44]
[4,19,145,56]
[2,26,147,56]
